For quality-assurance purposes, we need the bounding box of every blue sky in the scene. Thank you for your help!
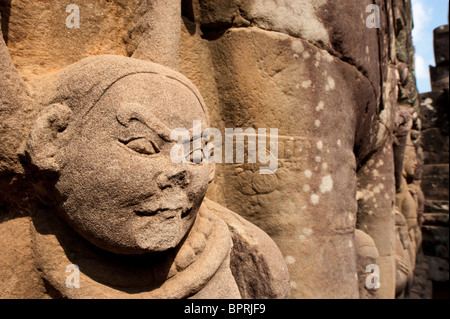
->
[412,0,449,93]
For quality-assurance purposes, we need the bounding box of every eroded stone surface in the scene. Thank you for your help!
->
[1,53,290,299]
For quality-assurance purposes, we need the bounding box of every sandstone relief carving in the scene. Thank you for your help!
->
[0,1,289,299]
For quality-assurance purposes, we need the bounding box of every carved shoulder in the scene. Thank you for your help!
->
[204,198,291,299]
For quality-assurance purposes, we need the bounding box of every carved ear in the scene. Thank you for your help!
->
[26,103,73,172]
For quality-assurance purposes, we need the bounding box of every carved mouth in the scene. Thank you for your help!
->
[134,207,192,220]
[134,208,170,217]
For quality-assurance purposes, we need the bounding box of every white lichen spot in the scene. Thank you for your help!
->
[290,281,298,289]
[337,139,342,147]
[356,191,364,201]
[421,97,433,110]
[315,52,322,61]
[315,120,321,128]
[316,101,325,112]
[302,51,311,59]
[303,228,313,236]
[322,51,334,62]
[315,156,322,163]
[316,140,323,150]
[291,41,304,54]
[285,256,296,265]
[326,76,336,91]
[329,77,336,88]
[304,170,313,179]
[384,193,390,200]
[322,163,328,170]
[320,175,333,193]
[348,240,353,248]
[302,80,312,89]
[314,61,320,67]
[369,210,374,216]
[303,185,311,193]
[311,194,320,205]
[372,169,380,178]
[348,214,354,222]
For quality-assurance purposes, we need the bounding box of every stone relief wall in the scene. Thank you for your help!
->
[0,0,438,299]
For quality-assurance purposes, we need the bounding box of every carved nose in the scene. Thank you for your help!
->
[157,167,190,190]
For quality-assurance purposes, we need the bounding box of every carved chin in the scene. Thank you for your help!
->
[134,222,184,252]
[127,212,193,253]
[76,221,187,255]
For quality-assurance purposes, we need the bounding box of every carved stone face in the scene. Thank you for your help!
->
[403,141,418,178]
[54,73,211,254]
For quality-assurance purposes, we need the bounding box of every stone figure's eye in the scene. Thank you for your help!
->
[185,139,206,164]
[120,137,160,155]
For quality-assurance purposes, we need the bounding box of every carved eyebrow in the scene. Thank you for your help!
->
[116,102,172,141]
